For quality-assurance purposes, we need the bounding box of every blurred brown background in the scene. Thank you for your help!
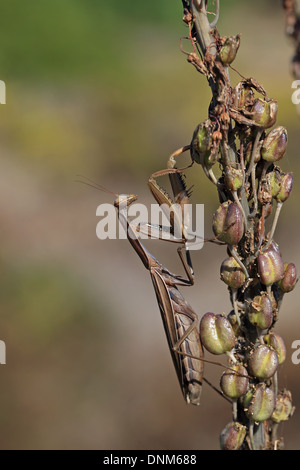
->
[0,0,299,450]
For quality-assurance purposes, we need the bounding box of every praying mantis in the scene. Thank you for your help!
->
[87,147,235,406]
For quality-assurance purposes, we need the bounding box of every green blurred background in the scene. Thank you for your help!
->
[0,0,299,449]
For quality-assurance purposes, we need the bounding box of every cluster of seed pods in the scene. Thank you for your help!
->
[186,27,296,449]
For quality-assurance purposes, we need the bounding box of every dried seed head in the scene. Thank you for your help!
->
[219,35,241,66]
[244,383,275,422]
[220,364,249,399]
[248,344,279,379]
[220,257,246,289]
[220,421,247,450]
[251,98,278,129]
[224,166,244,191]
[272,390,294,423]
[248,294,273,330]
[200,312,236,355]
[263,333,286,365]
[257,241,284,286]
[212,201,244,245]
[261,126,288,162]
[276,172,293,202]
[278,262,297,293]
[190,119,213,165]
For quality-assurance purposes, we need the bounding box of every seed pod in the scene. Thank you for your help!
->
[251,98,278,129]
[248,344,278,379]
[224,166,243,191]
[263,333,286,365]
[244,383,275,422]
[227,310,243,337]
[219,34,241,66]
[276,172,293,202]
[257,241,284,286]
[261,126,288,162]
[220,421,247,450]
[200,312,236,355]
[248,294,273,330]
[220,364,249,399]
[212,201,244,245]
[278,262,297,293]
[190,119,213,164]
[266,168,282,198]
[220,257,246,289]
[272,390,294,423]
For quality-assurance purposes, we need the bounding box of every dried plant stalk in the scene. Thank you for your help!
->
[177,0,296,450]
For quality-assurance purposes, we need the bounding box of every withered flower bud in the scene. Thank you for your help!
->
[219,35,241,66]
[220,364,249,399]
[220,421,246,450]
[224,166,243,191]
[263,333,286,365]
[272,390,294,423]
[276,172,293,203]
[248,294,273,330]
[257,241,284,286]
[220,257,246,289]
[232,82,254,109]
[278,262,297,293]
[212,201,244,245]
[261,126,288,162]
[244,384,275,422]
[251,98,278,129]
[248,344,278,379]
[190,119,213,164]
[200,312,236,355]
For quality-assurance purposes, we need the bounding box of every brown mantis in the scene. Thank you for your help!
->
[84,149,238,406]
